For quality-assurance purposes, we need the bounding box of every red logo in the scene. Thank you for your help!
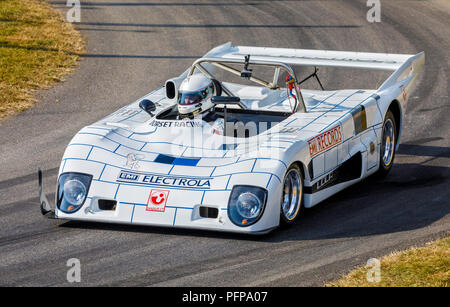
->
[400,85,407,101]
[308,125,343,158]
[146,189,169,212]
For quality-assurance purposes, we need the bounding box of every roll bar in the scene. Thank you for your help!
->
[188,57,307,113]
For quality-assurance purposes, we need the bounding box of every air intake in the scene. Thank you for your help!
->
[98,199,117,211]
[199,206,219,219]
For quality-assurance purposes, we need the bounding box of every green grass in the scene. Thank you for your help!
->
[327,236,450,287]
[0,0,84,119]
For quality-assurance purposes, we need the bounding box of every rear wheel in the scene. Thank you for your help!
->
[280,164,304,226]
[376,110,397,177]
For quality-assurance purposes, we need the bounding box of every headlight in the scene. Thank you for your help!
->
[64,179,87,206]
[57,172,92,213]
[228,185,267,227]
[236,192,262,219]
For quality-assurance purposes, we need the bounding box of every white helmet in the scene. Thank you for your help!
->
[177,74,215,117]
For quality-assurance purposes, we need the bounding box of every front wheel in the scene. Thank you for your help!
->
[376,110,397,178]
[280,164,304,226]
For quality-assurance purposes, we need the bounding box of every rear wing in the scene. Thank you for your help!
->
[204,42,425,92]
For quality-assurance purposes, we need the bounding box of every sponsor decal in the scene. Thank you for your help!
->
[146,189,169,212]
[114,108,140,118]
[308,125,343,158]
[125,153,144,170]
[149,119,202,128]
[117,170,211,189]
[315,171,337,191]
[305,169,338,194]
[279,127,298,134]
[400,85,407,101]
[370,142,376,154]
[351,105,367,135]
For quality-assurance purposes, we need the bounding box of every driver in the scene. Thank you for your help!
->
[177,74,224,135]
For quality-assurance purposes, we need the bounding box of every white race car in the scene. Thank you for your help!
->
[39,43,425,234]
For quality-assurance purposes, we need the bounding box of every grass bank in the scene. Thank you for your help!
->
[0,0,84,120]
[327,236,450,287]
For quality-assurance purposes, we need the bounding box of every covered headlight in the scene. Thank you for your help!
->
[57,172,92,213]
[228,185,267,227]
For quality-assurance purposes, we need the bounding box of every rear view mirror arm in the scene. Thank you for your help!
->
[211,96,241,137]
[299,66,325,91]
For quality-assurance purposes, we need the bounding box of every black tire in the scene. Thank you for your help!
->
[280,164,304,226]
[376,110,397,178]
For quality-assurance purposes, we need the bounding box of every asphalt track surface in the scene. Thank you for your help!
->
[0,0,449,286]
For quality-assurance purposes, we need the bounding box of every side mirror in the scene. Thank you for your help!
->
[139,99,156,115]
[211,96,240,105]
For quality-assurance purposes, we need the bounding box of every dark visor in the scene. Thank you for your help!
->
[178,87,209,105]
